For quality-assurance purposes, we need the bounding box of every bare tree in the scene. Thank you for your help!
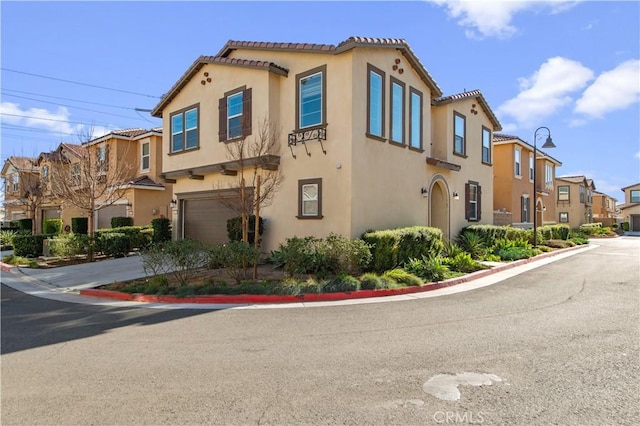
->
[48,128,134,261]
[8,158,53,234]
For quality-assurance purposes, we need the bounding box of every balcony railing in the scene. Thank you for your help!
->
[288,126,327,158]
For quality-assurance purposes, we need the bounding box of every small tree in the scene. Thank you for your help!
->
[8,157,54,234]
[48,128,134,261]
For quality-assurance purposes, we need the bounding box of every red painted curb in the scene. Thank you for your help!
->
[0,262,15,273]
[79,244,588,305]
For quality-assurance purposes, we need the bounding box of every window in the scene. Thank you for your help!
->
[521,196,530,223]
[298,178,322,219]
[141,142,150,171]
[482,127,491,164]
[587,189,592,204]
[454,112,466,155]
[559,212,569,223]
[367,64,385,138]
[529,153,534,181]
[41,165,49,183]
[631,190,640,203]
[409,87,422,150]
[71,164,80,186]
[390,77,405,144]
[465,181,481,222]
[171,105,199,152]
[580,185,585,203]
[296,66,326,130]
[558,185,569,201]
[97,145,108,174]
[12,173,19,192]
[545,164,553,187]
[219,87,252,142]
[514,148,521,177]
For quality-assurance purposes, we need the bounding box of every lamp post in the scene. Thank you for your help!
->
[532,126,556,247]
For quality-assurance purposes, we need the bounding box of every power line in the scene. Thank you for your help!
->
[1,112,110,127]
[2,124,78,136]
[1,67,161,99]
[1,93,155,122]
[2,88,141,110]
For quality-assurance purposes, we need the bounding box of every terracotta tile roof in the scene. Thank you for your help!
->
[60,143,86,158]
[493,133,561,165]
[433,89,502,131]
[129,175,164,188]
[621,182,640,190]
[7,156,37,171]
[110,128,149,138]
[556,175,588,184]
[492,133,520,142]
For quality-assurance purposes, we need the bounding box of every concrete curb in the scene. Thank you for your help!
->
[0,261,15,273]
[79,244,587,305]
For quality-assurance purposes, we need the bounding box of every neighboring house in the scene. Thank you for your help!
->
[150,37,501,250]
[592,190,618,227]
[492,134,562,227]
[619,183,640,231]
[1,156,38,222]
[555,175,596,228]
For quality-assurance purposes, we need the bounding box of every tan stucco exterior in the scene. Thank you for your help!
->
[154,38,501,251]
[592,191,618,226]
[555,176,596,229]
[619,183,640,231]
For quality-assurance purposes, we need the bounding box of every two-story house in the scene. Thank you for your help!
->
[592,190,618,227]
[555,175,596,228]
[1,156,39,222]
[619,183,640,231]
[492,134,562,227]
[150,37,501,250]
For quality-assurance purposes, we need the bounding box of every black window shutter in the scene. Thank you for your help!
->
[242,88,252,138]
[477,185,482,221]
[218,97,227,142]
[526,197,530,222]
[465,183,470,220]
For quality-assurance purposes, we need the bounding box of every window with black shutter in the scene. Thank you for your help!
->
[465,181,481,222]
[219,86,252,142]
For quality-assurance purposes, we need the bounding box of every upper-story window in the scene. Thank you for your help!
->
[587,189,592,203]
[219,87,252,142]
[141,142,150,171]
[41,165,49,182]
[545,164,553,187]
[390,77,405,145]
[296,66,326,130]
[409,87,422,150]
[514,148,521,177]
[529,153,534,181]
[631,190,640,203]
[481,127,491,164]
[580,185,585,203]
[367,64,385,139]
[12,173,19,192]
[558,185,569,201]
[453,112,466,155]
[71,163,81,186]
[171,105,199,152]
[97,145,109,174]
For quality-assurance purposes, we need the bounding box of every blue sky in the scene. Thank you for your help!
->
[1,1,639,201]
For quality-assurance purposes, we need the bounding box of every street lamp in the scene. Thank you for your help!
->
[532,126,556,248]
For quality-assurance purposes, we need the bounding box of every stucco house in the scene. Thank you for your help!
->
[619,183,640,231]
[150,37,501,251]
[592,190,618,227]
[554,175,596,228]
[492,134,562,227]
[1,156,39,222]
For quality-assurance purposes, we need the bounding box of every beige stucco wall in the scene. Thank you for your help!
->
[555,180,588,228]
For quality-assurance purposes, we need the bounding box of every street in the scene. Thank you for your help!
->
[2,237,639,425]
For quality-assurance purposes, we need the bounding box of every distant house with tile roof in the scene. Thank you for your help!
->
[555,175,596,228]
[151,36,502,248]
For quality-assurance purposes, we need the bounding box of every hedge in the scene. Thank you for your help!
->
[538,224,570,241]
[151,217,171,244]
[362,226,443,273]
[459,225,529,246]
[43,218,63,235]
[72,217,89,234]
[227,215,265,245]
[96,225,152,251]
[111,216,133,228]
[99,233,131,257]
[15,218,33,233]
[13,234,55,257]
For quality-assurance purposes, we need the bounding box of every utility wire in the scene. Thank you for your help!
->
[1,93,154,122]
[1,67,161,99]
[1,112,109,127]
[2,88,142,110]
[2,124,79,136]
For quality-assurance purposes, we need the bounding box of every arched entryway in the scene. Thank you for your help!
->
[429,176,450,240]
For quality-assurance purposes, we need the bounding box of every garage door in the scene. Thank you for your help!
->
[631,215,640,232]
[182,198,241,245]
[97,205,127,229]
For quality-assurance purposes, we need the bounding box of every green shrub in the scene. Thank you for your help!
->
[402,255,450,282]
[442,240,464,258]
[13,234,53,257]
[96,226,151,250]
[495,247,538,261]
[49,234,89,257]
[16,218,33,233]
[544,239,576,249]
[43,218,63,235]
[151,217,171,244]
[2,254,38,268]
[362,226,443,273]
[570,236,589,245]
[622,222,630,231]
[99,233,131,258]
[163,238,209,286]
[443,252,488,273]
[359,273,383,290]
[111,216,133,228]
[456,231,487,260]
[208,241,260,284]
[382,268,423,287]
[461,225,529,247]
[538,224,570,240]
[0,230,17,247]
[71,217,88,234]
[226,215,265,245]
[322,274,361,293]
[482,253,502,262]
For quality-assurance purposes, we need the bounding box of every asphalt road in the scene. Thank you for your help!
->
[2,237,639,425]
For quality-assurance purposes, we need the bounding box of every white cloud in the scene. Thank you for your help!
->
[568,118,587,127]
[635,152,640,159]
[497,57,594,128]
[427,0,580,39]
[574,60,640,118]
[1,101,80,135]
